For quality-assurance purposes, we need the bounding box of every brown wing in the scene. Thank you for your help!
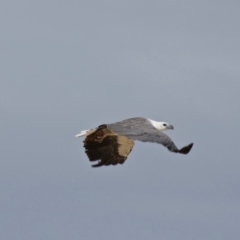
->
[83,124,134,167]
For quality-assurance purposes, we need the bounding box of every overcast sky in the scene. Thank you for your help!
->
[1,1,240,240]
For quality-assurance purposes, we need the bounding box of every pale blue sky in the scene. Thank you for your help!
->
[1,1,240,239]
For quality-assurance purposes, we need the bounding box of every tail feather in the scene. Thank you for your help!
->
[75,129,96,138]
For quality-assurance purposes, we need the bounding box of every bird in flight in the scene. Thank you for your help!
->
[76,117,193,167]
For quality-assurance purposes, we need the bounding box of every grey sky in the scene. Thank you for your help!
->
[1,0,240,240]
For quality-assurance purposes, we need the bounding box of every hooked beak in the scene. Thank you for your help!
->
[167,124,174,130]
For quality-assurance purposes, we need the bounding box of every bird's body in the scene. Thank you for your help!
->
[76,117,193,167]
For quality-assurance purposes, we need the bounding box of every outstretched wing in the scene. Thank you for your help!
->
[107,124,193,155]
[83,125,134,167]
[130,130,193,154]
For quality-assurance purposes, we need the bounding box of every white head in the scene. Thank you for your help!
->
[148,119,174,131]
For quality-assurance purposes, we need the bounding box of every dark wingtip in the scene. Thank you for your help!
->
[178,143,194,154]
[91,163,103,168]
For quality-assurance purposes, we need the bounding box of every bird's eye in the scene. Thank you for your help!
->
[163,124,167,127]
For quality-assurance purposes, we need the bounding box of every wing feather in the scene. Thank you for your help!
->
[107,125,193,155]
[83,125,134,167]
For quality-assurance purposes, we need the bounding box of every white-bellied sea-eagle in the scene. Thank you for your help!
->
[76,117,193,167]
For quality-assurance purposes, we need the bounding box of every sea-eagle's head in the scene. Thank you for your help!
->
[148,119,174,131]
[159,122,174,131]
